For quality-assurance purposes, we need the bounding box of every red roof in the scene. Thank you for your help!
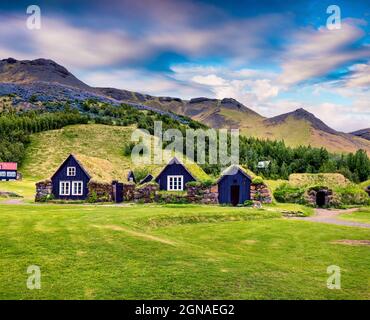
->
[0,162,17,170]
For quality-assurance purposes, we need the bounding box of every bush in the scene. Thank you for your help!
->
[186,181,200,187]
[87,191,98,203]
[123,142,136,157]
[252,176,264,184]
[201,179,215,188]
[274,183,306,204]
[335,185,370,205]
[186,179,214,188]
[38,194,55,202]
[133,167,150,183]
[243,200,254,207]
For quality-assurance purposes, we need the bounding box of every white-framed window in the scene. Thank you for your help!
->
[67,167,76,176]
[0,171,6,177]
[72,181,83,196]
[167,175,184,191]
[6,171,16,177]
[59,181,70,196]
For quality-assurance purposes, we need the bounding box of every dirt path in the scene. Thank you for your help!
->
[0,199,24,205]
[295,208,370,228]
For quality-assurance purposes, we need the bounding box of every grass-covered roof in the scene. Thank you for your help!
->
[153,157,210,182]
[289,173,350,188]
[219,164,254,180]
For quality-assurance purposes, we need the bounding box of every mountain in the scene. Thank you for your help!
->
[350,128,370,141]
[265,108,337,135]
[1,57,369,154]
[0,58,89,89]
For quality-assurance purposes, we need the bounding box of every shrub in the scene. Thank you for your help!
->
[29,95,38,103]
[252,176,264,184]
[274,183,306,204]
[87,191,98,203]
[133,167,150,183]
[38,193,55,202]
[243,200,254,207]
[186,181,200,187]
[123,142,136,156]
[186,179,214,188]
[201,179,215,188]
[334,185,370,205]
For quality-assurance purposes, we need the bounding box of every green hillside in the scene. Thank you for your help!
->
[21,124,136,180]
[20,124,207,182]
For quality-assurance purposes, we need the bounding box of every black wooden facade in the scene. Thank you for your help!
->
[155,158,195,191]
[218,166,251,206]
[51,155,91,200]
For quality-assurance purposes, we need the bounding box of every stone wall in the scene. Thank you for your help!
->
[133,183,158,203]
[122,184,135,201]
[304,187,337,207]
[120,183,219,204]
[187,184,219,204]
[250,183,272,204]
[88,181,113,202]
[35,180,52,202]
[157,192,189,204]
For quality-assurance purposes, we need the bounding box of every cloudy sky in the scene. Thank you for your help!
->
[0,0,369,131]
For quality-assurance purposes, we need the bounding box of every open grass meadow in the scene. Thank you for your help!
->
[339,207,370,224]
[0,203,369,300]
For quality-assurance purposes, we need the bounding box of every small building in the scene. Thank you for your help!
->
[36,154,127,202]
[0,162,18,181]
[218,165,252,206]
[257,161,270,169]
[155,157,209,191]
[139,174,153,185]
[50,154,91,200]
[127,170,136,183]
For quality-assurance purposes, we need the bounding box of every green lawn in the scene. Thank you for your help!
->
[0,203,369,300]
[0,180,35,203]
[338,207,370,224]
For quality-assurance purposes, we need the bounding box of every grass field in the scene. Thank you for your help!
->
[339,207,370,224]
[0,180,35,203]
[0,203,369,300]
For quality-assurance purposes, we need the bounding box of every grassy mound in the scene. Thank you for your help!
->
[289,173,350,188]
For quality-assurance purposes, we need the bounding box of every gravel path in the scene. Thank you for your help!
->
[0,199,24,205]
[295,208,370,228]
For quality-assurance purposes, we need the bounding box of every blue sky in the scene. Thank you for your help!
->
[0,0,369,131]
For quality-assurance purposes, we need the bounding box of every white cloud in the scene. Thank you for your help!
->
[342,62,370,87]
[191,74,227,86]
[83,69,210,98]
[171,63,280,107]
[278,19,370,86]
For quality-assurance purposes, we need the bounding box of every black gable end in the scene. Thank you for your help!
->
[155,162,195,191]
[51,154,91,200]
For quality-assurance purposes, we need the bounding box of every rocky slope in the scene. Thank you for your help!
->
[350,128,370,141]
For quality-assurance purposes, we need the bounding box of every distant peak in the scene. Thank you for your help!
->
[294,107,308,112]
[1,57,17,64]
[0,57,89,89]
[266,107,337,134]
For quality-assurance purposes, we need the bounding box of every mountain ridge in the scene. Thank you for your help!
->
[350,128,370,141]
[1,57,369,154]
